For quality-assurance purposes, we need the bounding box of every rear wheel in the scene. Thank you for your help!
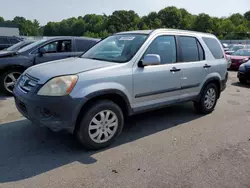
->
[0,69,22,95]
[194,83,218,114]
[75,100,124,150]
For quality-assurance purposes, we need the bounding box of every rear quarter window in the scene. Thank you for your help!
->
[202,37,224,59]
[0,37,9,44]
[9,38,20,44]
[75,39,98,52]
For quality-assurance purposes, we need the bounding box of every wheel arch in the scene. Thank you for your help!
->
[74,89,132,133]
[0,65,26,74]
[196,77,221,102]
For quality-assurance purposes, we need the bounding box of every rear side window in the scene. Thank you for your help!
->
[76,39,97,52]
[179,36,204,62]
[9,38,20,44]
[0,37,9,44]
[202,37,224,59]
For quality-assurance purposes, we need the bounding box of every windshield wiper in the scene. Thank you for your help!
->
[82,57,120,63]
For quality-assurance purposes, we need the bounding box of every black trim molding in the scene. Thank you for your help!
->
[135,83,200,98]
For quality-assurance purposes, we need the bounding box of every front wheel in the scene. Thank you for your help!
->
[194,83,218,114]
[0,69,22,95]
[75,100,124,150]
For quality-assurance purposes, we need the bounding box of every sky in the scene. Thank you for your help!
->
[0,0,249,25]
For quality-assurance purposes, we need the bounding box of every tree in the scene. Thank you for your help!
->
[43,22,59,36]
[72,19,86,36]
[107,10,140,33]
[192,13,213,33]
[229,13,245,27]
[244,10,250,21]
[2,5,249,39]
[220,19,235,33]
[158,6,182,29]
[179,8,195,30]
[11,16,40,36]
[83,14,107,33]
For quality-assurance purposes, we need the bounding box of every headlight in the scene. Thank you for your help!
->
[239,58,249,63]
[37,75,78,96]
[239,64,246,72]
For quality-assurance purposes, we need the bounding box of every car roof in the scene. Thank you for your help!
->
[116,28,215,38]
[42,36,101,42]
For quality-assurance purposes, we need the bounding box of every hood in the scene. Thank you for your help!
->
[0,50,17,58]
[230,55,250,60]
[225,51,234,54]
[25,57,116,84]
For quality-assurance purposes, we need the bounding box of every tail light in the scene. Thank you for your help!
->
[224,52,228,60]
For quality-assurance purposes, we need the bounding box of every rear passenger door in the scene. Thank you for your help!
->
[74,39,98,56]
[177,36,208,97]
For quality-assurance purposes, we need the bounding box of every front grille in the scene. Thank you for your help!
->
[231,60,239,64]
[18,74,39,93]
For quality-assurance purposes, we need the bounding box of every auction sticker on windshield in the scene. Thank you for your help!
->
[119,37,135,41]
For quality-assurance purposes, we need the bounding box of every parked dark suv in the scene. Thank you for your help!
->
[0,36,23,50]
[0,36,100,94]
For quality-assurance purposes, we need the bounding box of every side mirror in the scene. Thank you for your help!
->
[139,54,161,67]
[38,48,46,56]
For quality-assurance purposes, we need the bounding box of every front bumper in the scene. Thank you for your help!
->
[13,85,82,133]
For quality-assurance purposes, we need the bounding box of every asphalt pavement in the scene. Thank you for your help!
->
[0,71,250,188]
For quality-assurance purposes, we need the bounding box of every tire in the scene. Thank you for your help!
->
[75,100,124,150]
[239,78,247,84]
[193,83,219,114]
[0,68,23,95]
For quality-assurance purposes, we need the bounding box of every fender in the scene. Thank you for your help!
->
[195,76,221,102]
[85,89,132,110]
[0,55,34,71]
[74,89,133,123]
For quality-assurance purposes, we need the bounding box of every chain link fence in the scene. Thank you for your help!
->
[220,40,250,45]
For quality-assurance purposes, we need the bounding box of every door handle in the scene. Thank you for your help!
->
[203,64,211,68]
[170,67,181,72]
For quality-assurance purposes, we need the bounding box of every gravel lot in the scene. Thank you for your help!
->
[0,71,250,188]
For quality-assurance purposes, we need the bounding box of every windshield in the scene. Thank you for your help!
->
[229,45,244,51]
[232,49,250,56]
[18,39,47,53]
[5,42,23,51]
[81,34,148,63]
[6,41,33,51]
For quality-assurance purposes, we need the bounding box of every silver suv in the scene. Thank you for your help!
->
[13,29,228,150]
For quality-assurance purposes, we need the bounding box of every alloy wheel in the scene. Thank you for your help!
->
[88,110,119,144]
[204,88,216,109]
[4,72,21,93]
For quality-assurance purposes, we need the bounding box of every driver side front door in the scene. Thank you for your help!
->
[133,35,183,112]
[34,40,73,64]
